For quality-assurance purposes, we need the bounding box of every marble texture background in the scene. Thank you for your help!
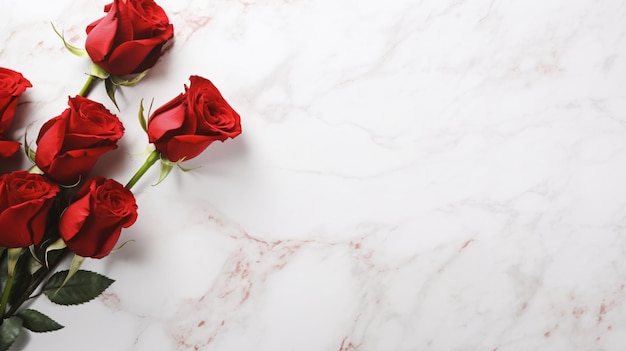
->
[2,0,626,350]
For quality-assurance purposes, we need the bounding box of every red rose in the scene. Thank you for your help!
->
[35,95,124,184]
[0,171,59,248]
[59,177,137,259]
[147,76,242,162]
[0,67,32,157]
[85,0,174,76]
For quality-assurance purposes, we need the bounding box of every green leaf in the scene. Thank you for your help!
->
[105,78,119,111]
[0,316,22,351]
[16,309,63,333]
[50,23,88,57]
[43,270,114,306]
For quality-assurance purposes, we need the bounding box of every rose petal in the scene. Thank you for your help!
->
[85,0,121,62]
[0,140,20,158]
[163,134,222,162]
[148,100,187,141]
[104,36,169,75]
[59,192,94,242]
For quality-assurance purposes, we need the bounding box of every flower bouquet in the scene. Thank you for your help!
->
[0,1,241,349]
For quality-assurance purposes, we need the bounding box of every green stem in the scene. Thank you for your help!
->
[5,249,70,317]
[1,249,21,318]
[78,74,97,97]
[125,150,160,190]
[0,271,14,318]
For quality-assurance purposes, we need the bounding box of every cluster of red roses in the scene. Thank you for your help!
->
[0,75,241,258]
[0,0,240,346]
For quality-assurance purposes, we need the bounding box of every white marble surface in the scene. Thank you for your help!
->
[2,0,626,350]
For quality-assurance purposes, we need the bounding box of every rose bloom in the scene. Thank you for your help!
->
[35,95,124,184]
[59,177,137,259]
[0,171,59,248]
[0,67,32,157]
[147,75,241,162]
[85,0,174,76]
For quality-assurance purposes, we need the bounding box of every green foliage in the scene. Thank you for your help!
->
[0,317,22,351]
[43,270,114,306]
[137,99,148,133]
[8,251,32,308]
[110,69,149,87]
[157,159,175,186]
[105,78,119,110]
[16,310,63,333]
[88,63,109,80]
[50,23,88,57]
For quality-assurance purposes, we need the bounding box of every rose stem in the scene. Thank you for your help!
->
[5,249,70,317]
[78,74,97,97]
[0,269,15,318]
[125,150,160,190]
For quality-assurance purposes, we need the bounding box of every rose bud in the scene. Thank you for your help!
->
[85,0,174,77]
[59,177,138,259]
[147,75,241,162]
[0,67,32,157]
[35,95,124,184]
[0,171,59,247]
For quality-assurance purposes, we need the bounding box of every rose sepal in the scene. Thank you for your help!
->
[55,254,85,294]
[23,131,36,163]
[77,63,110,98]
[156,156,176,186]
[6,248,21,283]
[88,63,109,80]
[157,155,197,185]
[111,240,135,253]
[104,78,119,110]
[24,130,42,174]
[110,69,150,87]
[44,238,67,268]
[28,247,42,275]
[125,147,195,189]
[51,23,88,57]
[177,163,194,172]
[137,98,154,133]
[27,165,43,175]
[102,69,149,110]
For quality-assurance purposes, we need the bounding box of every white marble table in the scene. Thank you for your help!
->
[2,0,626,350]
